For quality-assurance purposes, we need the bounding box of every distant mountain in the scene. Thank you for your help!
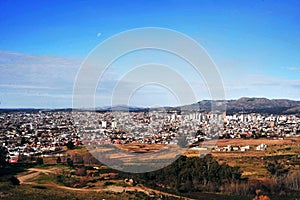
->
[1,97,300,114]
[179,97,300,114]
[96,105,148,112]
[226,97,300,114]
[96,98,300,114]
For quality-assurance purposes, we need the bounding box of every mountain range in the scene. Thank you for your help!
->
[179,97,300,114]
[1,97,300,114]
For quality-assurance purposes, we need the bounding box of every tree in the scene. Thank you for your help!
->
[285,170,300,191]
[36,157,44,165]
[56,156,61,164]
[72,153,84,165]
[76,167,86,176]
[0,146,8,167]
[139,154,242,193]
[67,140,75,149]
[266,160,289,177]
[9,176,20,185]
[21,137,26,145]
[67,158,73,168]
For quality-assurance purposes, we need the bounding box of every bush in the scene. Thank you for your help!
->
[284,170,300,191]
[56,156,61,164]
[135,155,243,194]
[66,141,75,149]
[265,160,289,177]
[0,146,8,167]
[66,158,73,168]
[9,176,20,185]
[75,167,86,176]
[36,157,44,165]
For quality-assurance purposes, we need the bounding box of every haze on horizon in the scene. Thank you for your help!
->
[0,0,299,108]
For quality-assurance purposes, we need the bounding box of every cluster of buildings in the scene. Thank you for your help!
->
[212,143,267,152]
[0,111,79,163]
[222,113,300,139]
[0,111,299,162]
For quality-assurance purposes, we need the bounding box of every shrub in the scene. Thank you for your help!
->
[36,157,44,165]
[9,176,20,185]
[75,167,86,176]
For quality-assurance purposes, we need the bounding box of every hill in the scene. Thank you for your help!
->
[179,97,300,114]
[1,97,300,114]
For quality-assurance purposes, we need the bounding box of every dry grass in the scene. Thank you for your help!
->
[42,137,300,179]
[202,137,300,146]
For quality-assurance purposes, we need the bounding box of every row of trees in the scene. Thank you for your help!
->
[125,155,300,198]
[133,154,243,193]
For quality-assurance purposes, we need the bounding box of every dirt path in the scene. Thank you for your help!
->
[17,168,58,184]
[17,168,192,199]
[17,171,41,184]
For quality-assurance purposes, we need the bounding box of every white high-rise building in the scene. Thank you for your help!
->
[171,114,176,121]
[111,121,117,128]
[101,121,107,128]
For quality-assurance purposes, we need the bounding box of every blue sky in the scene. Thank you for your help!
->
[0,0,300,108]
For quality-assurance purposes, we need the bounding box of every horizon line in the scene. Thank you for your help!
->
[1,96,300,110]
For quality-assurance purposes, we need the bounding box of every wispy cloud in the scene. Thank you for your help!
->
[287,67,299,71]
[0,50,82,87]
[0,84,56,89]
[222,74,300,100]
[1,49,300,108]
[0,50,84,108]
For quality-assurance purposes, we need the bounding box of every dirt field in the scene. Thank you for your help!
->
[109,137,300,153]
[43,137,300,179]
[202,137,300,146]
[115,143,167,153]
[107,137,300,179]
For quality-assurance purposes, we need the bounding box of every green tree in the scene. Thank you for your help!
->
[36,157,44,165]
[67,158,73,168]
[56,156,61,164]
[21,137,26,145]
[0,146,8,167]
[266,160,289,177]
[66,140,75,149]
[9,176,20,185]
[142,154,242,193]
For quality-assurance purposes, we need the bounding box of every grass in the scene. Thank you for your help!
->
[35,173,57,184]
[210,141,300,180]
[2,138,300,199]
[0,182,150,200]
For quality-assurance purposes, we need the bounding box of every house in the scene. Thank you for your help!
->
[256,143,267,150]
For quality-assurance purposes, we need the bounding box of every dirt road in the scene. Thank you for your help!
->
[17,168,191,199]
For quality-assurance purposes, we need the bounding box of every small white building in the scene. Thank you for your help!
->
[101,121,107,128]
[240,145,250,152]
[256,143,267,150]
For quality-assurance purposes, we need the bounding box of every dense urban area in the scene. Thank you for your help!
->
[0,110,300,200]
[1,110,299,163]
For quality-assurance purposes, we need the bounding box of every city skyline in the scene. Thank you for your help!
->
[1,0,300,108]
